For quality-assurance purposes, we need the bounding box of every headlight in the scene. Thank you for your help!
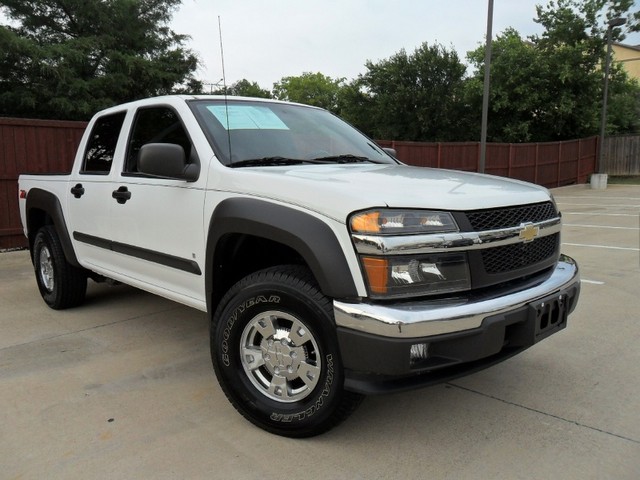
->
[349,209,468,299]
[360,253,471,298]
[350,209,458,235]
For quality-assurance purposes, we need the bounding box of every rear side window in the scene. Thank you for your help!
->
[81,111,126,174]
[125,107,193,173]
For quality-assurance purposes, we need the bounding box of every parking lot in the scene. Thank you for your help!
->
[1,184,639,479]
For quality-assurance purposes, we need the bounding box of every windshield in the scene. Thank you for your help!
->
[188,98,397,167]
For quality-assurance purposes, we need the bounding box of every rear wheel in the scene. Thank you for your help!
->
[211,265,363,437]
[33,226,87,309]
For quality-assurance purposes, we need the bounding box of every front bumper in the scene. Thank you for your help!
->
[334,255,580,394]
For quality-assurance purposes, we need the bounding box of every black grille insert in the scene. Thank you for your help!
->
[482,234,559,274]
[466,202,557,231]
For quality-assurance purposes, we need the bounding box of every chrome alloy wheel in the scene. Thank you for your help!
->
[240,310,322,403]
[38,245,55,292]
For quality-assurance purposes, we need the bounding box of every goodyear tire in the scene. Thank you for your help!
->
[33,225,87,310]
[211,265,363,437]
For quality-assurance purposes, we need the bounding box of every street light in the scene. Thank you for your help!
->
[479,0,494,174]
[597,17,626,176]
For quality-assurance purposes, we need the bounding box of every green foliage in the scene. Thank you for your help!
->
[465,0,640,142]
[0,0,200,120]
[607,69,640,135]
[342,43,467,141]
[465,30,533,142]
[466,29,557,142]
[272,72,345,111]
[4,0,638,140]
[213,79,272,98]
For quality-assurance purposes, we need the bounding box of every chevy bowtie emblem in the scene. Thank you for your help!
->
[519,223,540,243]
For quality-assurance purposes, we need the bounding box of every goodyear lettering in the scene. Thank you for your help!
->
[221,295,280,366]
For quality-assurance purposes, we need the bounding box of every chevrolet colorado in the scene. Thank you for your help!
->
[18,95,580,437]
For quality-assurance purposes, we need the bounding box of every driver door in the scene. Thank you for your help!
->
[106,105,207,308]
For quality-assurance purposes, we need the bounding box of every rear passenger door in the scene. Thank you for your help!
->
[107,105,208,308]
[67,111,126,271]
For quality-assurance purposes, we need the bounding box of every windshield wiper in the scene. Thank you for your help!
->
[229,154,379,168]
[307,154,378,164]
[229,157,308,168]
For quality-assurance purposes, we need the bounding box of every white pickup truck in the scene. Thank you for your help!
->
[18,95,580,437]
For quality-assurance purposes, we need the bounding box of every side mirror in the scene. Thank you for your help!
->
[138,143,199,182]
[383,147,397,158]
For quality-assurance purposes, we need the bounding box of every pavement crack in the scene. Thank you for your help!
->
[447,382,640,445]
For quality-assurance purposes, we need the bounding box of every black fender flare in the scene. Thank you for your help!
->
[25,188,81,268]
[205,197,358,313]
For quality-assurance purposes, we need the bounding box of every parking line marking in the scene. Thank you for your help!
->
[564,224,639,230]
[557,196,640,201]
[562,242,640,251]
[563,212,638,217]
[582,279,605,285]
[556,202,640,208]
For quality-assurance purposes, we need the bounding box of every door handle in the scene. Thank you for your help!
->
[70,183,85,198]
[112,186,132,204]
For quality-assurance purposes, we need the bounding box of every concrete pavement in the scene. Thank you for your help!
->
[1,184,639,479]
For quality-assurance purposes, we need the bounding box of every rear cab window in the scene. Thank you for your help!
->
[81,111,127,174]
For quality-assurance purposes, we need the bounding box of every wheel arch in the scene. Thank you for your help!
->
[25,188,81,268]
[205,198,358,314]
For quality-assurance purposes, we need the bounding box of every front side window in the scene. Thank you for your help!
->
[81,111,126,174]
[125,106,193,173]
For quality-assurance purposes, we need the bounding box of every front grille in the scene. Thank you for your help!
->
[482,234,559,274]
[466,202,557,231]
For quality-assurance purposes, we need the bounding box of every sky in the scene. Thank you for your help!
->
[171,0,640,91]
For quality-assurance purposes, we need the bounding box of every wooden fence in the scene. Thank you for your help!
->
[1,116,629,250]
[602,135,640,175]
[0,118,87,249]
[377,137,598,188]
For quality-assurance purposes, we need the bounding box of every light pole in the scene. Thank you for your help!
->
[597,17,626,179]
[479,0,494,174]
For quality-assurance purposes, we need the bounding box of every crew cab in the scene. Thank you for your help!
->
[18,95,580,437]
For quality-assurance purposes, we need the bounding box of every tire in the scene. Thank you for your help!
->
[211,265,363,437]
[33,225,87,310]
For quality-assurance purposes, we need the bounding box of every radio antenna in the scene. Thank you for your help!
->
[218,15,232,163]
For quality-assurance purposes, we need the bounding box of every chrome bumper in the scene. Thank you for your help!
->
[334,255,579,339]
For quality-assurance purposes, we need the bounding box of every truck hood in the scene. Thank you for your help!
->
[219,163,552,223]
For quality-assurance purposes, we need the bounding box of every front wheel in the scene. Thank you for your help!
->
[33,226,87,310]
[211,266,363,437]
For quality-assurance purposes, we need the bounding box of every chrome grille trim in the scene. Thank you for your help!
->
[352,217,561,255]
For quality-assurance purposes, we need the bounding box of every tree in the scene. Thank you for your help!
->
[465,29,551,142]
[272,72,345,111]
[466,0,640,141]
[606,68,640,135]
[533,0,613,139]
[533,0,640,138]
[343,42,467,141]
[0,0,200,120]
[213,79,272,98]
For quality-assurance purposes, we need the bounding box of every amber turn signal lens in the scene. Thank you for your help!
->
[361,257,388,294]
